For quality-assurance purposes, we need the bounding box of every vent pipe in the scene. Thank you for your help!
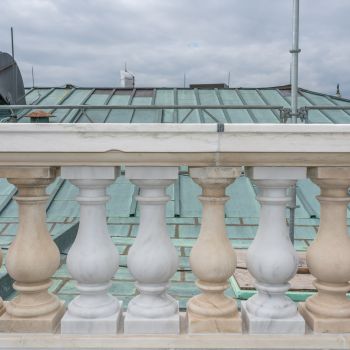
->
[336,84,341,98]
[26,110,51,123]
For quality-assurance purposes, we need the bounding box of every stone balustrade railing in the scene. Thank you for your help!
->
[0,123,349,348]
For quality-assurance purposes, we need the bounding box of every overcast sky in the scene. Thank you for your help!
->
[1,0,350,97]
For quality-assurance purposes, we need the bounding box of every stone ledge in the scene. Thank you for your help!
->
[0,313,347,349]
[0,332,348,349]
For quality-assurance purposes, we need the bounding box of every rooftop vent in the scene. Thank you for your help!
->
[189,83,229,89]
[25,110,52,123]
[120,69,135,88]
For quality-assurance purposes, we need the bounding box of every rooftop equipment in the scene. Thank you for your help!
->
[0,52,26,122]
[120,65,135,88]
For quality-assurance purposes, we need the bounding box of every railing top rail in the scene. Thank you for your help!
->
[0,123,349,167]
[1,104,350,111]
[0,122,349,132]
[0,104,284,110]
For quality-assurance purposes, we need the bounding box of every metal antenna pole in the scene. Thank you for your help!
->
[291,0,300,123]
[31,66,35,88]
[11,27,14,59]
[289,0,301,243]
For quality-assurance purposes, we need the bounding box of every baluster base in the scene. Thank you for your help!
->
[61,301,123,334]
[0,299,5,317]
[124,301,180,334]
[299,302,350,333]
[0,301,65,333]
[186,289,242,334]
[187,311,242,334]
[241,301,305,334]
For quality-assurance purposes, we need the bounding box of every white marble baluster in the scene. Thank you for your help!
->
[60,167,122,334]
[241,167,306,334]
[124,166,179,334]
[187,167,242,333]
[299,167,350,333]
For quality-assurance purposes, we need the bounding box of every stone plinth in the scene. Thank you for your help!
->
[0,301,65,333]
[61,301,123,334]
[241,301,305,334]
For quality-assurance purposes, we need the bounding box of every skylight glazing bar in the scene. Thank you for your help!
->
[255,89,281,122]
[173,88,179,123]
[194,88,205,123]
[71,88,96,123]
[128,88,137,123]
[299,90,337,123]
[235,89,259,123]
[214,88,232,123]
[322,95,350,118]
[102,89,117,123]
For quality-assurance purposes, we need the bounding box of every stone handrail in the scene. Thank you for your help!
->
[0,123,349,165]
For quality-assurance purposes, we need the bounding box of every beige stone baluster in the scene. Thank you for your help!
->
[0,247,5,316]
[299,167,350,333]
[0,167,65,333]
[187,167,242,333]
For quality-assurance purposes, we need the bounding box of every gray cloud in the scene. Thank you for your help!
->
[1,0,349,97]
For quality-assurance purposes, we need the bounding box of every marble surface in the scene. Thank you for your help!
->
[1,331,350,349]
[243,167,306,334]
[124,310,180,334]
[125,166,178,180]
[1,170,64,332]
[187,167,242,334]
[125,167,180,334]
[241,302,305,334]
[302,169,350,333]
[61,301,123,334]
[1,124,350,167]
[299,302,350,333]
[0,301,65,333]
[60,166,118,179]
[60,166,122,332]
[187,311,242,334]
[246,166,306,180]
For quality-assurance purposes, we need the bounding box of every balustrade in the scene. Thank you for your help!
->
[0,124,347,348]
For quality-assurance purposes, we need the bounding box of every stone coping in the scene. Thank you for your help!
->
[0,124,350,166]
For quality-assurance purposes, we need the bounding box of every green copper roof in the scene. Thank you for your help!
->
[21,85,350,124]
